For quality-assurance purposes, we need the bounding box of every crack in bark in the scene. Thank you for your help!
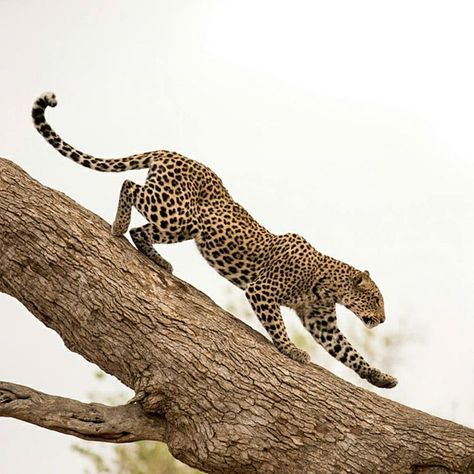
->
[411,464,453,473]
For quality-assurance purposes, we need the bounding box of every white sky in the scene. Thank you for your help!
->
[1,1,473,472]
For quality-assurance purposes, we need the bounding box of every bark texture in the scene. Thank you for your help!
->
[0,157,473,474]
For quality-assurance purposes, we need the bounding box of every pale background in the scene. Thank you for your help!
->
[1,1,473,472]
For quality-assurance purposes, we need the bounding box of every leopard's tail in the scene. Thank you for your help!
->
[32,92,153,172]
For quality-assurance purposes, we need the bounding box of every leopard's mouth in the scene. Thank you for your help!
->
[362,316,380,328]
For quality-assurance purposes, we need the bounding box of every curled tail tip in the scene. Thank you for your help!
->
[36,91,58,108]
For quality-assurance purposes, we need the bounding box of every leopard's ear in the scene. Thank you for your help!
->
[353,271,371,289]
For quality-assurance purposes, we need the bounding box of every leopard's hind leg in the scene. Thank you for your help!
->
[111,180,139,236]
[111,179,173,272]
[130,224,173,272]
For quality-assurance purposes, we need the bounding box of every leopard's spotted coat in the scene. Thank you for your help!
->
[32,92,397,388]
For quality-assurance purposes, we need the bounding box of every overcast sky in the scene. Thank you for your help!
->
[1,1,473,472]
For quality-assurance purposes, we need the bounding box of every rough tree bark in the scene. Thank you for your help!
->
[0,157,473,474]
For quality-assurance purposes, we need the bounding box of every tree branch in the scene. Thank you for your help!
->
[0,381,166,442]
[1,156,473,473]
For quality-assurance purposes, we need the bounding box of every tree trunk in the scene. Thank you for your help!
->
[0,157,473,474]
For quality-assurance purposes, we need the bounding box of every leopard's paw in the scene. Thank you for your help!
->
[367,368,398,389]
[111,221,126,237]
[155,256,173,273]
[284,345,311,364]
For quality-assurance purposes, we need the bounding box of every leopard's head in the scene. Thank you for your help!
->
[339,270,385,328]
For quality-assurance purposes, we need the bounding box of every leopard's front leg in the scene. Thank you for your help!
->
[304,306,397,388]
[245,283,310,364]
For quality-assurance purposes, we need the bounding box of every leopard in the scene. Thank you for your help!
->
[32,92,397,389]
